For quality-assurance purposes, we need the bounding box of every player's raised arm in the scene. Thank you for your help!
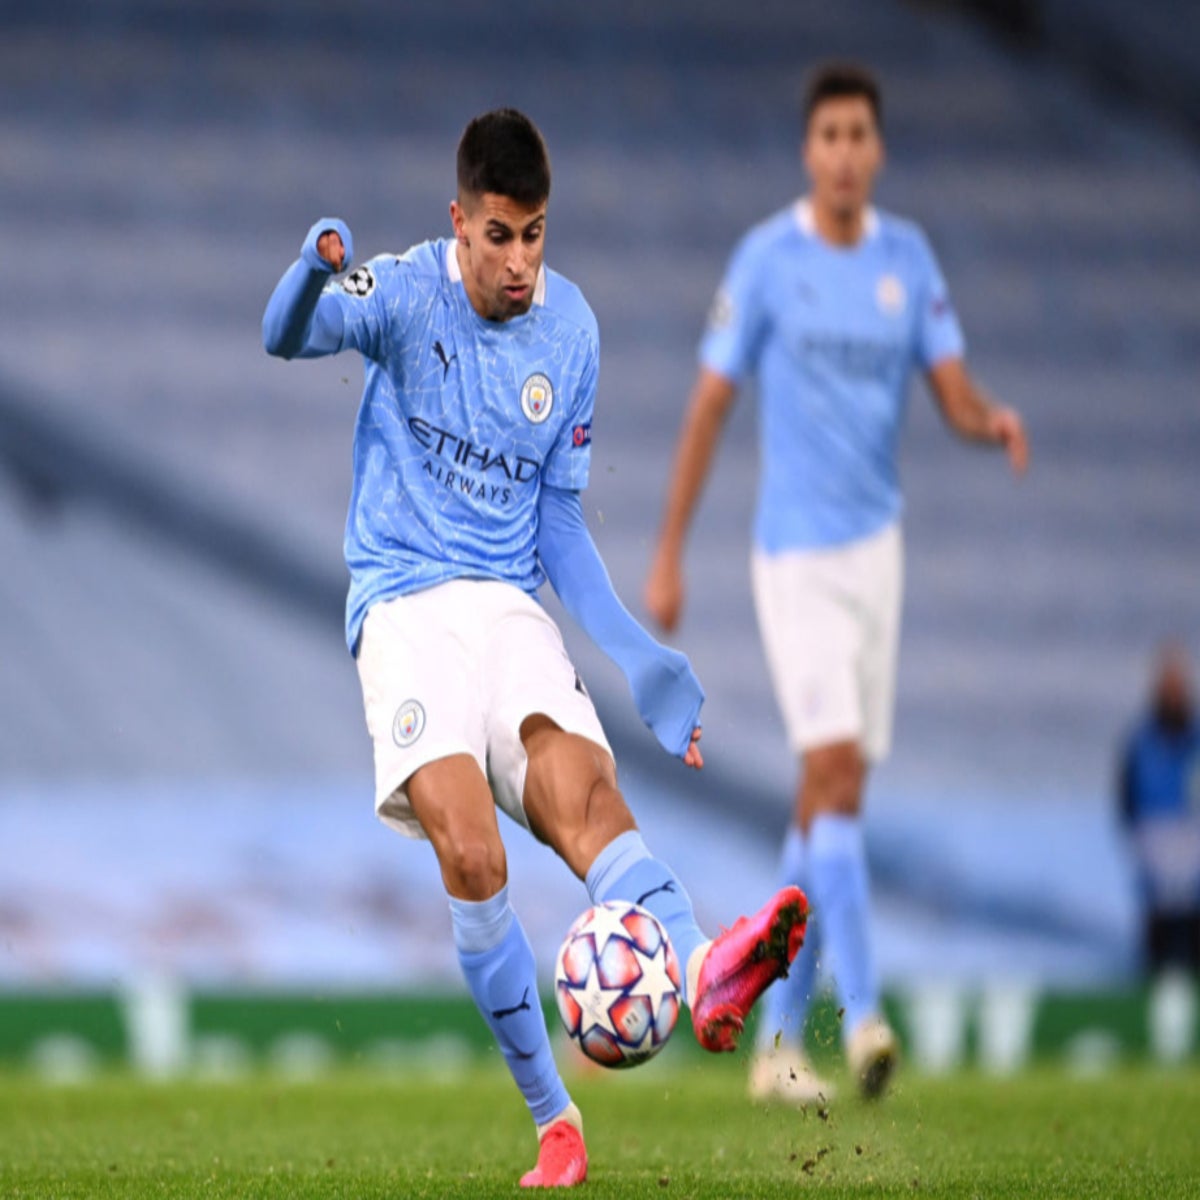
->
[644,367,739,632]
[262,217,355,359]
[537,484,705,768]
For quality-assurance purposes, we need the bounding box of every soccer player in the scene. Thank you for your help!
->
[262,109,807,1188]
[643,64,1028,1104]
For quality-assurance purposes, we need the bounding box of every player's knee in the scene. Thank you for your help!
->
[440,833,506,900]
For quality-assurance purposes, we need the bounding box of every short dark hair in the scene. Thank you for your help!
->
[803,62,883,130]
[456,108,551,207]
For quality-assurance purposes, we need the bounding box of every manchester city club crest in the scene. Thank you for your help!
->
[875,273,906,316]
[392,700,426,748]
[520,372,554,424]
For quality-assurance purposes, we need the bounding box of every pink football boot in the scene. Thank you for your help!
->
[520,1119,588,1189]
[691,886,809,1053]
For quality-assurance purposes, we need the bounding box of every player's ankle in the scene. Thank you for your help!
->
[537,1100,583,1141]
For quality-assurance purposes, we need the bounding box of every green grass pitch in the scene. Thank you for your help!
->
[1,1060,1197,1198]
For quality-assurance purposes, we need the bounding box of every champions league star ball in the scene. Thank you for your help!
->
[554,900,682,1068]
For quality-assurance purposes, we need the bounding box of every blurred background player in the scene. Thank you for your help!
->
[263,108,806,1186]
[1118,642,1200,980]
[643,62,1028,1102]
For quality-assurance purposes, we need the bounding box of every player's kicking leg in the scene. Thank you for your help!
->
[585,829,808,1053]
[687,885,809,1052]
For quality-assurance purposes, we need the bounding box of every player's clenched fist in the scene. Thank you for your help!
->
[317,230,345,272]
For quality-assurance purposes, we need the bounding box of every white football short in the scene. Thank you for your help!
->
[355,578,613,838]
[750,521,903,763]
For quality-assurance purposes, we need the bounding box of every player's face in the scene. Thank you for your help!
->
[803,96,883,221]
[451,192,547,322]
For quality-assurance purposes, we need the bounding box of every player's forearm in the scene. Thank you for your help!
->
[655,380,731,556]
[946,391,998,442]
[262,259,341,358]
[262,218,353,359]
[538,487,704,756]
[931,361,1000,443]
[540,487,667,660]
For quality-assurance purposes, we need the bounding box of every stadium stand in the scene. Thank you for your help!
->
[1,0,1196,986]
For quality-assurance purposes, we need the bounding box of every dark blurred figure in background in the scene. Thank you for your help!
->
[1118,643,1200,978]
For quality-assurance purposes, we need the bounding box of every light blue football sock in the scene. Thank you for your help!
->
[808,813,878,1036]
[449,886,569,1126]
[585,830,707,1005]
[756,824,821,1052]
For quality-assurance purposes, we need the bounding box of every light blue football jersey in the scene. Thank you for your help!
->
[318,238,598,653]
[700,199,965,551]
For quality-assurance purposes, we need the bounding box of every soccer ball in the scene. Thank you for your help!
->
[554,900,682,1068]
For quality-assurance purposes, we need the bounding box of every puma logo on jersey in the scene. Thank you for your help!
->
[433,340,457,380]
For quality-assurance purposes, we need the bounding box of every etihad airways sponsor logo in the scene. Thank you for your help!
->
[408,415,540,505]
[407,416,540,483]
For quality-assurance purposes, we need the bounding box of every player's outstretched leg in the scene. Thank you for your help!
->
[520,1103,588,1189]
[689,886,809,1053]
